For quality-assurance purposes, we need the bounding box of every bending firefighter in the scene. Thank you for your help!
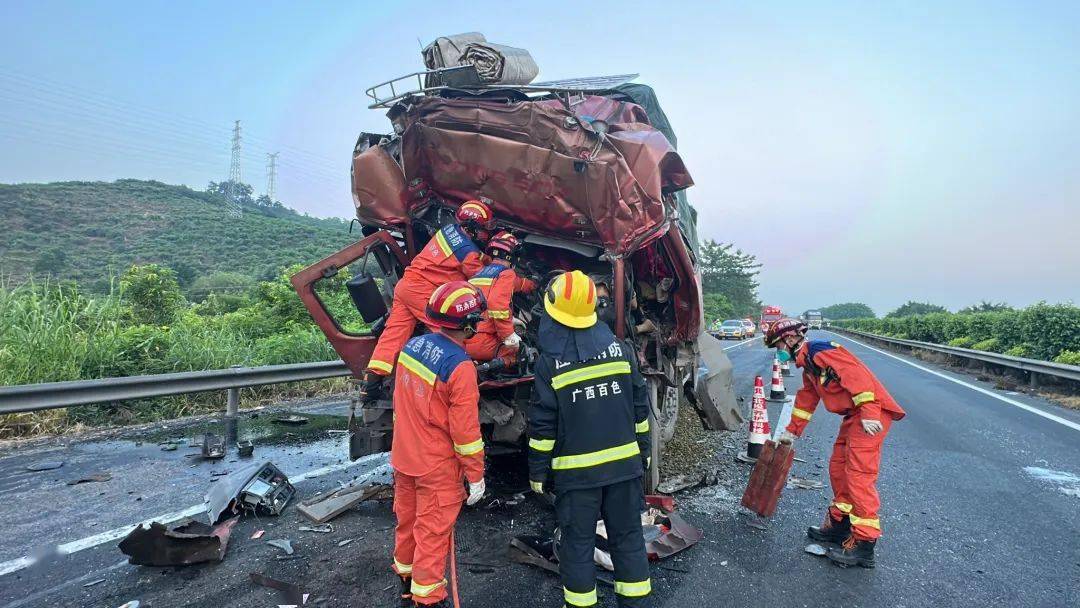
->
[765,319,906,568]
[465,230,537,374]
[363,199,495,400]
[391,282,488,606]
[528,271,653,607]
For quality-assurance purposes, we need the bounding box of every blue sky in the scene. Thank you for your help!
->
[1,1,1077,315]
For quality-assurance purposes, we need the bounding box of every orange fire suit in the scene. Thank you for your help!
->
[786,340,905,541]
[391,331,484,605]
[464,262,536,365]
[367,223,486,375]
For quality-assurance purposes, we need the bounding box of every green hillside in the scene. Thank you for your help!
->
[0,179,355,289]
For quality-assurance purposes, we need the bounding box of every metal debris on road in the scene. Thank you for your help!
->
[67,472,112,485]
[201,433,226,459]
[82,578,106,587]
[25,460,64,472]
[787,477,825,490]
[205,460,295,523]
[117,602,140,608]
[297,482,392,524]
[337,538,355,547]
[656,474,703,495]
[251,530,265,540]
[274,415,309,425]
[744,513,768,531]
[250,572,307,606]
[119,517,239,566]
[266,539,294,555]
[804,543,827,556]
[299,524,334,533]
[237,440,254,457]
[161,443,178,451]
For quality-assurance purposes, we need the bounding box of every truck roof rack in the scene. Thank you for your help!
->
[365,68,639,109]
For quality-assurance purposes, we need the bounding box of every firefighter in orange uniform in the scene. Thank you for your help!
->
[464,231,537,373]
[391,281,488,606]
[765,318,905,568]
[362,200,495,402]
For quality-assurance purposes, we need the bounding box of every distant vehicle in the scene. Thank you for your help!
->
[741,318,756,336]
[759,305,783,333]
[806,310,823,329]
[717,319,746,340]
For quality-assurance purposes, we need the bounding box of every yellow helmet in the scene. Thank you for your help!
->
[544,270,597,328]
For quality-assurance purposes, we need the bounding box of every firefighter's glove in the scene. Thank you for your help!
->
[861,419,883,436]
[503,333,521,348]
[778,430,796,445]
[530,480,545,494]
[359,373,385,404]
[642,456,651,473]
[466,479,486,506]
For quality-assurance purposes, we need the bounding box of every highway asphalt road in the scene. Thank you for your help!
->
[0,330,1077,607]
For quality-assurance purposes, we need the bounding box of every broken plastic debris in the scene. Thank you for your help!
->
[67,472,112,485]
[83,578,106,587]
[299,524,334,533]
[250,572,307,606]
[117,602,140,608]
[251,530,265,540]
[787,477,825,490]
[237,440,254,457]
[25,460,64,472]
[119,517,239,566]
[656,474,703,495]
[297,482,392,524]
[201,433,226,459]
[337,538,355,547]
[804,543,827,556]
[267,539,294,555]
[205,460,295,523]
[161,443,178,452]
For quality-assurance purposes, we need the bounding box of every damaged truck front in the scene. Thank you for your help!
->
[291,70,740,490]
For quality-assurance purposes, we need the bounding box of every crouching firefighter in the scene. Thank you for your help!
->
[391,281,488,606]
[528,270,652,607]
[362,199,495,402]
[465,230,537,374]
[765,319,906,568]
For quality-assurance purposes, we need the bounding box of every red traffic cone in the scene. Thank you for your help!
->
[768,357,787,401]
[781,357,792,377]
[746,376,771,459]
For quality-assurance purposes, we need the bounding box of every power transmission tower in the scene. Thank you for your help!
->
[265,152,279,203]
[225,120,243,217]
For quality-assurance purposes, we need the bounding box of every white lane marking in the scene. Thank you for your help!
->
[723,337,756,351]
[0,452,390,578]
[826,331,1080,433]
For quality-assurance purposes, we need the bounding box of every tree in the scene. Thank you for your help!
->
[702,293,735,324]
[33,247,68,275]
[120,264,186,325]
[698,240,761,317]
[820,302,876,320]
[958,300,1012,314]
[188,271,256,302]
[206,180,254,207]
[886,301,948,318]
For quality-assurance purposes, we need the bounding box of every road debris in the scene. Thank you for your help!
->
[274,415,309,425]
[251,530,265,540]
[299,524,334,533]
[237,440,254,457]
[266,539,294,555]
[297,481,392,524]
[744,513,768,530]
[83,578,106,587]
[741,440,795,517]
[160,443,178,452]
[337,538,355,547]
[656,474,702,495]
[644,511,704,560]
[205,460,295,523]
[201,433,226,459]
[119,517,239,566]
[804,543,827,556]
[25,460,64,472]
[116,602,140,608]
[787,477,825,490]
[67,472,112,485]
[250,572,307,606]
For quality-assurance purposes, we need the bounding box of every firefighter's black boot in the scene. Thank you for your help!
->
[398,576,412,606]
[827,536,876,568]
[807,512,850,544]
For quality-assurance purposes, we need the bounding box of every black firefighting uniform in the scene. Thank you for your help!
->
[529,316,652,608]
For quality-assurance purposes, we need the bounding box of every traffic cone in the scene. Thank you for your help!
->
[768,357,787,401]
[781,357,792,377]
[746,376,771,459]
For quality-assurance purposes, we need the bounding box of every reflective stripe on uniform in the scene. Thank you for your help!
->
[833,501,853,514]
[454,438,484,456]
[398,353,435,385]
[635,419,649,433]
[488,310,510,319]
[564,586,597,606]
[469,277,494,286]
[434,230,453,256]
[369,359,394,374]
[849,514,880,529]
[550,361,631,390]
[852,391,875,406]
[411,578,446,597]
[552,441,639,470]
[614,579,652,597]
[393,558,412,574]
[792,407,813,420]
[529,437,555,452]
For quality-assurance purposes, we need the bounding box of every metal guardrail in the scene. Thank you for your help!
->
[0,361,352,415]
[831,328,1080,386]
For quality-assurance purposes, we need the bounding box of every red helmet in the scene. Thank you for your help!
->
[456,198,496,230]
[764,318,807,347]
[426,281,487,330]
[485,230,520,256]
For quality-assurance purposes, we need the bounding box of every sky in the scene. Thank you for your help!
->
[1,0,1078,315]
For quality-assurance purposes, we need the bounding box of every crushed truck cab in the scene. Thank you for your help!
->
[291,65,739,489]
